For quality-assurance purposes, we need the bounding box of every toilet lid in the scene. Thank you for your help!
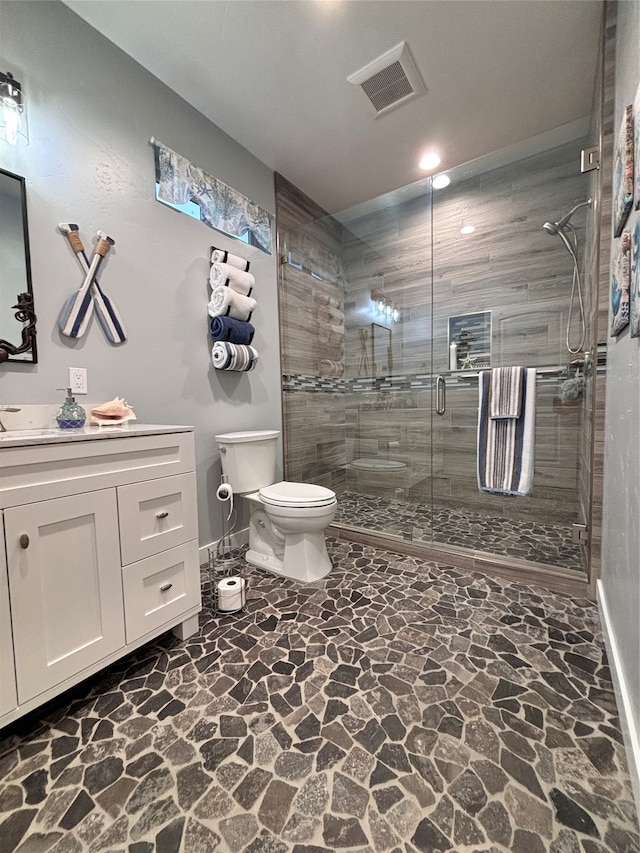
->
[259,481,336,508]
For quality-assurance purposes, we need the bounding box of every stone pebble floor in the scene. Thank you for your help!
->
[335,493,584,572]
[0,539,637,852]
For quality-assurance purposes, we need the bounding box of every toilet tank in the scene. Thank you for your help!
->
[215,429,279,494]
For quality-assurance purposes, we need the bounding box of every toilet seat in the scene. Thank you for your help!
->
[259,481,336,508]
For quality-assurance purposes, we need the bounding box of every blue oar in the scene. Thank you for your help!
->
[59,224,126,343]
[59,230,115,339]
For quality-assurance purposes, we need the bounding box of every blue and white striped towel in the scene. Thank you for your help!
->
[489,366,524,419]
[212,341,258,372]
[478,368,536,496]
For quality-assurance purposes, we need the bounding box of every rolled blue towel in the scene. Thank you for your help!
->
[209,315,255,345]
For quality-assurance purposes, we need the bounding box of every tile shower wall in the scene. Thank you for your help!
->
[277,134,605,566]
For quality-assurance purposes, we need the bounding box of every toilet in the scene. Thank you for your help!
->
[215,429,337,582]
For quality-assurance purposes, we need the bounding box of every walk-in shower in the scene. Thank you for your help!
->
[543,198,592,354]
[276,127,602,595]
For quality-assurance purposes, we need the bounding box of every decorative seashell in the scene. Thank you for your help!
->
[90,397,136,425]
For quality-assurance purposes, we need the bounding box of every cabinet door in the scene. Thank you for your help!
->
[5,491,125,704]
[0,514,18,717]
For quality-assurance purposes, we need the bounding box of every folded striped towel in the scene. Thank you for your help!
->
[212,341,258,371]
[478,368,536,496]
[210,262,255,296]
[490,366,524,419]
[208,285,256,322]
[210,315,255,345]
[211,246,250,272]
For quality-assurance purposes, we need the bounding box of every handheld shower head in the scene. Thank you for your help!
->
[542,198,591,355]
[542,198,592,235]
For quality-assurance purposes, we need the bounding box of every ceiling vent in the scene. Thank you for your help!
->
[347,41,426,118]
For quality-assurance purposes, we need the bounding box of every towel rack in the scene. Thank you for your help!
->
[457,366,565,379]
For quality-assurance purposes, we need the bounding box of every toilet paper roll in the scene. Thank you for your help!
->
[216,482,234,520]
[217,576,245,612]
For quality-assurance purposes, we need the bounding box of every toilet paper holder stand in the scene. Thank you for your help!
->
[206,546,247,615]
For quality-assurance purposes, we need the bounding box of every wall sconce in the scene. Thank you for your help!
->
[0,72,29,146]
[371,291,400,323]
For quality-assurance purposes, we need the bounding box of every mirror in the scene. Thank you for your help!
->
[371,322,392,377]
[0,168,37,363]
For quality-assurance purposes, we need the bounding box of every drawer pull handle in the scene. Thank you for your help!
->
[19,533,29,549]
[156,511,169,519]
[160,583,173,592]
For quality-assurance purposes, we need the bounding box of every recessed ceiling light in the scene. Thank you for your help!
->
[419,152,440,171]
[460,224,476,235]
[432,174,450,189]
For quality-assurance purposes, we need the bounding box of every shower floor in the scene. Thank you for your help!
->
[334,492,584,572]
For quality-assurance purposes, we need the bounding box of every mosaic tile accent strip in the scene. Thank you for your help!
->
[335,492,585,572]
[0,540,636,852]
[282,369,589,396]
[282,373,348,394]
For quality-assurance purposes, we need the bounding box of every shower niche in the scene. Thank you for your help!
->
[448,311,492,371]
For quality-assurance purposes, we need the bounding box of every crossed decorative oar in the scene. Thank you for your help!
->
[58,224,126,343]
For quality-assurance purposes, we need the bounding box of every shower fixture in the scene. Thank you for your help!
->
[542,198,592,236]
[542,198,592,355]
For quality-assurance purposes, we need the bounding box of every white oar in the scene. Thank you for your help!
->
[59,224,126,343]
[59,231,114,338]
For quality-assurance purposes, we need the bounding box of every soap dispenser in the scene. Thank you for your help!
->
[56,388,86,429]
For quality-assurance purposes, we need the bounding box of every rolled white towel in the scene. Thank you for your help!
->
[318,305,345,324]
[319,359,344,378]
[314,293,340,309]
[210,246,250,272]
[208,285,257,322]
[212,341,259,371]
[210,262,256,296]
[319,323,345,343]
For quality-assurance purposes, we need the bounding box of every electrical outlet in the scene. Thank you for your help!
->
[69,367,88,395]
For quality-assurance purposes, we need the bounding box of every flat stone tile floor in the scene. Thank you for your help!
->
[0,539,637,853]
[335,493,584,572]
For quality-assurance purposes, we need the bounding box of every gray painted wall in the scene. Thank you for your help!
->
[601,0,640,794]
[0,1,283,547]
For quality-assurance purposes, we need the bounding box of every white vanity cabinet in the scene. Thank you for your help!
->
[0,426,202,728]
[0,522,17,717]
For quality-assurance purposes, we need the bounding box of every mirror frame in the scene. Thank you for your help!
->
[0,167,37,364]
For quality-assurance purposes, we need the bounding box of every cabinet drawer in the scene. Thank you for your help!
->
[117,473,197,565]
[0,432,195,508]
[122,541,201,644]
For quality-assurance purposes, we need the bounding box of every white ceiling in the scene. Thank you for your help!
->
[64,0,603,213]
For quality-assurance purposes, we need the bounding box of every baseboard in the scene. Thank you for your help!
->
[597,579,640,816]
[199,527,249,566]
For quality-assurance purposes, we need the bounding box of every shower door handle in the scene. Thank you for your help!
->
[436,375,446,415]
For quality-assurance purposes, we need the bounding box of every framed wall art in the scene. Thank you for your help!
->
[151,138,273,254]
[611,227,631,336]
[613,105,634,237]
[631,218,640,337]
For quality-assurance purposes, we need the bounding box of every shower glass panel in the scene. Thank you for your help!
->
[279,182,434,531]
[430,140,592,572]
[279,133,595,579]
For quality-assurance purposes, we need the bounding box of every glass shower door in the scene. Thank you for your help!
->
[429,139,593,575]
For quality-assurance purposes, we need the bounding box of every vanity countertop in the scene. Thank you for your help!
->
[0,423,194,449]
